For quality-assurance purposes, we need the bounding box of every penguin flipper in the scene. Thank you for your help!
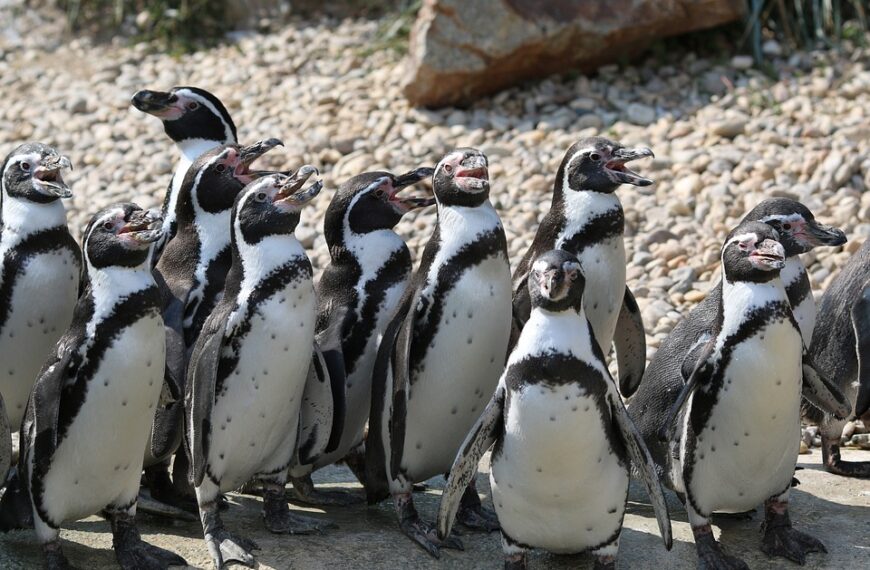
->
[511,271,532,330]
[389,287,423,481]
[294,346,336,466]
[314,304,348,456]
[659,342,715,442]
[365,290,414,503]
[614,286,646,398]
[801,356,852,420]
[852,281,870,417]
[0,393,11,484]
[608,390,673,550]
[436,385,504,541]
[185,303,231,488]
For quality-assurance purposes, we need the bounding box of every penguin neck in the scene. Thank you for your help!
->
[177,138,225,166]
[719,275,788,337]
[779,255,806,289]
[84,262,154,335]
[436,201,501,242]
[0,193,67,239]
[193,208,232,276]
[514,305,594,362]
[559,188,621,230]
[234,232,306,288]
[336,209,406,268]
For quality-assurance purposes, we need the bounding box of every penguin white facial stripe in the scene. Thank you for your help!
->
[2,152,41,180]
[760,213,805,225]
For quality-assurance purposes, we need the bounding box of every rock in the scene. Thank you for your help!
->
[626,103,656,126]
[684,290,706,303]
[731,55,754,70]
[403,0,746,107]
[67,96,88,114]
[799,440,810,454]
[851,434,870,450]
[711,118,747,138]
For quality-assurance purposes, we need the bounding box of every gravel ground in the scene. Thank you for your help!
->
[1,2,869,568]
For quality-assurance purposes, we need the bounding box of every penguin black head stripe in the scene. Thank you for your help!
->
[234,167,322,246]
[721,222,785,284]
[332,168,434,236]
[528,250,585,313]
[433,148,490,207]
[83,204,163,270]
[741,198,846,256]
[183,138,284,217]
[131,86,237,144]
[1,142,72,204]
[555,137,653,196]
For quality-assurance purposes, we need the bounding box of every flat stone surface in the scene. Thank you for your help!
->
[1,449,868,569]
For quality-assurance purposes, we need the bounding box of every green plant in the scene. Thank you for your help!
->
[359,0,420,57]
[57,0,230,51]
[744,0,869,61]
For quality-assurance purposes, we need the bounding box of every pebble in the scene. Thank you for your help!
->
[626,103,656,126]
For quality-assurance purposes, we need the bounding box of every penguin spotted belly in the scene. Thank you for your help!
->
[575,238,625,352]
[208,283,315,491]
[491,383,627,554]
[38,314,165,524]
[401,254,511,482]
[0,249,78,429]
[685,321,802,515]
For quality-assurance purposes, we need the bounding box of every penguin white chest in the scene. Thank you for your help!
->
[401,253,512,482]
[209,279,316,490]
[39,314,165,524]
[492,382,628,554]
[791,294,815,347]
[684,321,802,514]
[575,237,625,353]
[0,249,79,428]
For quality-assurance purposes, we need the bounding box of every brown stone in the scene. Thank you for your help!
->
[403,0,745,107]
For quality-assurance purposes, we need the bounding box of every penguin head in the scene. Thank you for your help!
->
[721,222,786,284]
[557,137,653,195]
[83,203,163,270]
[233,167,322,245]
[1,142,72,205]
[131,86,237,145]
[433,148,490,207]
[185,139,284,217]
[331,167,435,235]
[528,250,585,313]
[742,198,846,256]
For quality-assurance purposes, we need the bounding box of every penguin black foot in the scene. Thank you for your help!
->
[262,483,336,534]
[504,552,528,570]
[0,469,34,530]
[288,474,364,506]
[823,438,870,478]
[142,464,198,515]
[201,502,259,569]
[136,490,198,522]
[456,480,500,532]
[761,500,826,565]
[396,493,463,558]
[593,556,616,570]
[342,447,368,487]
[693,526,748,570]
[110,510,187,569]
[43,540,75,570]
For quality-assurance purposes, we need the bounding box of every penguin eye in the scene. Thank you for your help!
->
[255,192,268,202]
[215,164,226,173]
[187,102,199,110]
[443,164,453,174]
[102,221,115,231]
[20,161,30,171]
[374,189,385,198]
[782,223,792,231]
[738,242,749,251]
[589,153,601,161]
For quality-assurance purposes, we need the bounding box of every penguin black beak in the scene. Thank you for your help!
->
[802,220,847,248]
[235,138,284,182]
[276,165,322,208]
[391,167,436,212]
[131,89,179,116]
[605,147,654,187]
[119,209,163,245]
[33,154,73,198]
[749,239,786,270]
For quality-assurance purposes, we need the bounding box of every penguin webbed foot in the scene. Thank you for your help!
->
[822,438,870,478]
[504,552,528,570]
[288,474,365,506]
[396,493,463,558]
[142,465,199,516]
[110,510,187,569]
[135,489,198,522]
[760,502,826,565]
[43,540,76,570]
[694,527,749,570]
[262,484,336,534]
[593,556,617,570]
[202,503,259,569]
[456,481,500,532]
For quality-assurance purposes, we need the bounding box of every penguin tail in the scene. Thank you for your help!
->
[0,468,33,531]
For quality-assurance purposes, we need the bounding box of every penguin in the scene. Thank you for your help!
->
[630,198,849,479]
[287,166,435,504]
[0,143,80,459]
[0,393,10,485]
[437,250,672,570]
[365,148,512,557]
[805,238,870,477]
[656,222,839,568]
[144,139,283,511]
[185,170,331,569]
[512,137,654,399]
[131,86,237,253]
[2,203,187,569]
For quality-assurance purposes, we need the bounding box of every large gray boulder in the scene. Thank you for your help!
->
[403,0,745,107]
